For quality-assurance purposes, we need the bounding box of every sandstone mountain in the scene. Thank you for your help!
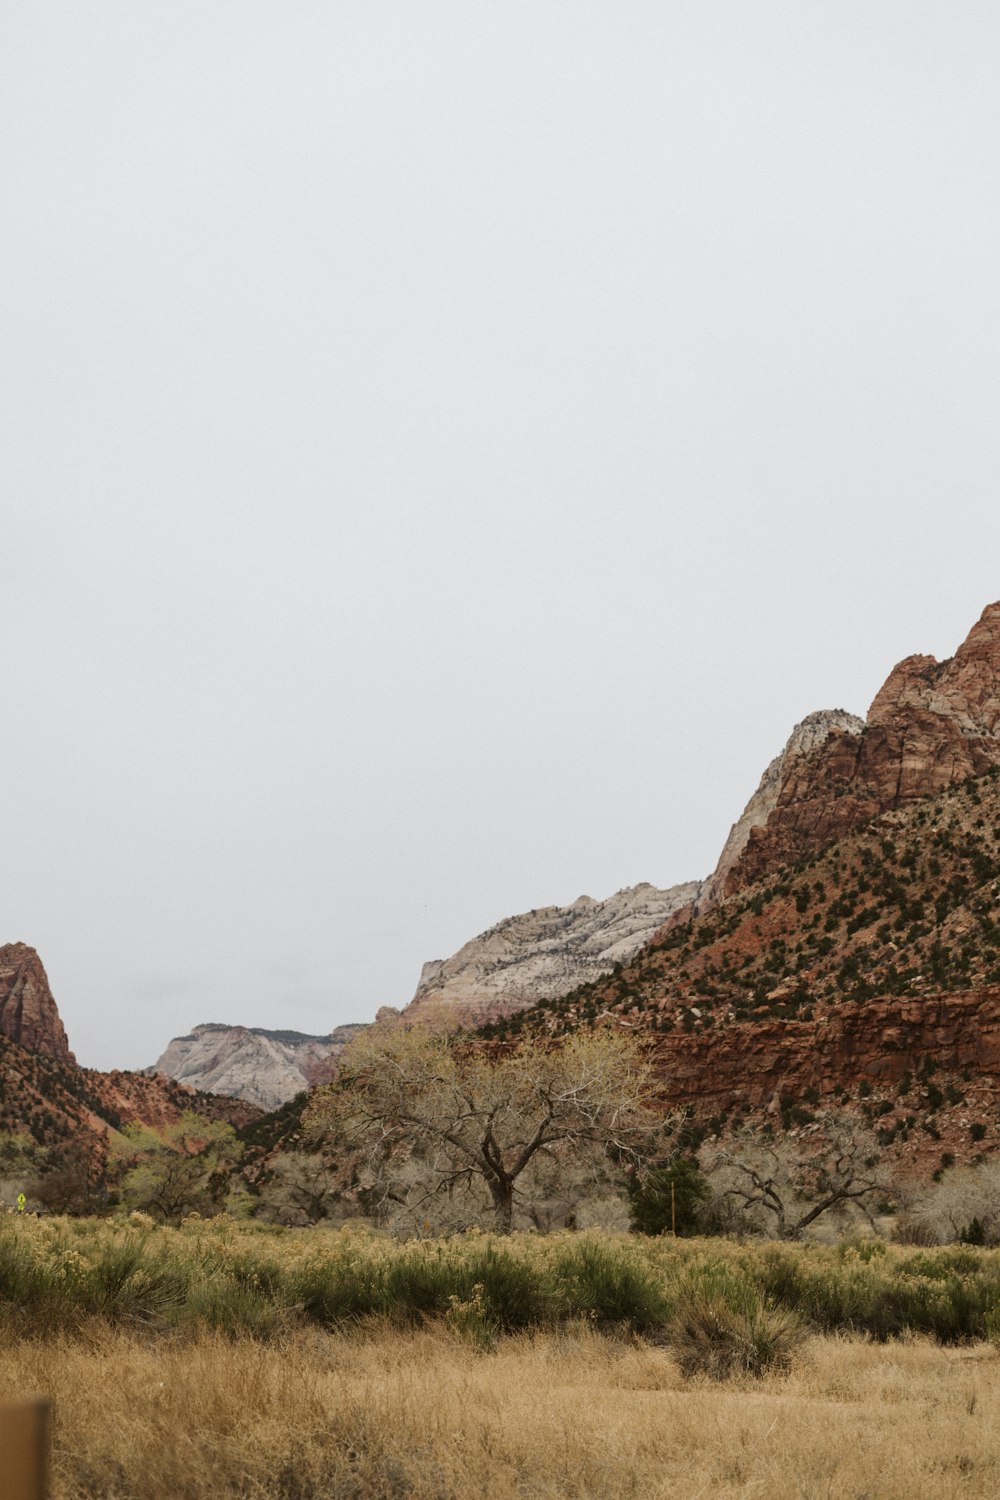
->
[400,603,1000,1043]
[708,601,1000,902]
[13,599,1000,1182]
[152,1022,368,1112]
[495,754,1000,1174]
[0,943,75,1064]
[400,880,703,1027]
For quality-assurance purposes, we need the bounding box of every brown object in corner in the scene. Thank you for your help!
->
[0,1398,50,1499]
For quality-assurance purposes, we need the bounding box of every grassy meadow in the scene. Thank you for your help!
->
[4,1215,1000,1496]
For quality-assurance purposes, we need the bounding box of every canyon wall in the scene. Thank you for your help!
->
[654,987,1000,1113]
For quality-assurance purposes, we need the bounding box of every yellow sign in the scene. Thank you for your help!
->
[16,1193,26,1213]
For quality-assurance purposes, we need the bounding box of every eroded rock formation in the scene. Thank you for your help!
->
[701,710,866,907]
[0,943,75,1064]
[0,1027,261,1183]
[655,987,1000,1113]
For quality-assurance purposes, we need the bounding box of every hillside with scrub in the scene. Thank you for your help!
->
[483,764,1000,1173]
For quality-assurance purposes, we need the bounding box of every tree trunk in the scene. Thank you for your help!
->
[488,1176,514,1234]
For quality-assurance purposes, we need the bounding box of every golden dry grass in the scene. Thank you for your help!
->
[2,1324,999,1499]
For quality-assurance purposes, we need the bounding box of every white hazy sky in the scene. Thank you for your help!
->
[3,4,1000,1070]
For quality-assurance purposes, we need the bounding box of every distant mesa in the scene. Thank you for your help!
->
[151,1021,368,1112]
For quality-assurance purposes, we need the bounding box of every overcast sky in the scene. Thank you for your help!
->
[3,4,999,1070]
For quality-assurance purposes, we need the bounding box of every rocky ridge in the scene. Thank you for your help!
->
[512,762,1000,1038]
[0,942,261,1172]
[401,880,703,1027]
[406,603,1000,1043]
[148,884,701,1101]
[715,602,1000,899]
[641,986,1000,1177]
[700,711,866,908]
[653,988,1000,1116]
[497,748,1000,1171]
[152,1023,368,1112]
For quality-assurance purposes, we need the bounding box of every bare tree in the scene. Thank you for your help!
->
[897,1159,1000,1245]
[701,1113,890,1240]
[254,1151,346,1226]
[304,1024,657,1234]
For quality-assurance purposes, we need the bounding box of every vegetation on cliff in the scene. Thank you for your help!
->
[491,765,1000,1041]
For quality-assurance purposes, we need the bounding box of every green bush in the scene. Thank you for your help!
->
[185,1277,288,1338]
[6,1217,1000,1350]
[551,1238,668,1331]
[383,1249,457,1322]
[463,1246,552,1332]
[286,1252,386,1326]
[83,1237,188,1324]
[0,1223,55,1319]
[628,1158,710,1237]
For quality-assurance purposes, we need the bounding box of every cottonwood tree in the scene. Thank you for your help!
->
[254,1151,346,1226]
[109,1112,242,1223]
[899,1159,1000,1245]
[304,1024,658,1234]
[701,1113,890,1240]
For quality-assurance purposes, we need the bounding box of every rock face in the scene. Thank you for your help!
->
[402,881,702,1026]
[0,944,75,1064]
[700,710,866,907]
[0,946,262,1173]
[654,987,1000,1114]
[152,1022,368,1111]
[716,602,1000,898]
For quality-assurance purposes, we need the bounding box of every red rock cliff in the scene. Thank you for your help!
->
[0,943,76,1064]
[654,987,1000,1114]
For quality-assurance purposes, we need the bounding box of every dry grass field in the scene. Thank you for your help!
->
[4,1219,1000,1496]
[1,1322,998,1499]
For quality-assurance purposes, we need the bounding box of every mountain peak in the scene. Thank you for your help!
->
[0,943,75,1064]
[714,601,1000,899]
